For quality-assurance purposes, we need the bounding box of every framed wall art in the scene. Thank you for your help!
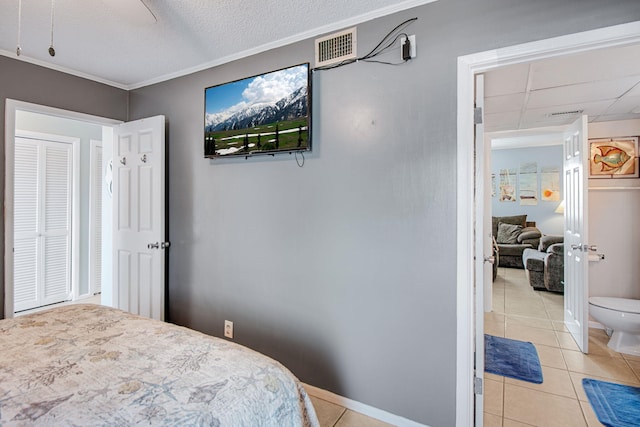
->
[589,137,639,179]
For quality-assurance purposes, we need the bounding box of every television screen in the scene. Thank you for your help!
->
[204,63,311,158]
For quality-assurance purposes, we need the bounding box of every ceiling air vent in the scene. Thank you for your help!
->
[548,109,584,117]
[315,27,357,67]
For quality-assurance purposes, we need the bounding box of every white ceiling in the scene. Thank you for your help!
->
[484,43,640,135]
[0,0,433,89]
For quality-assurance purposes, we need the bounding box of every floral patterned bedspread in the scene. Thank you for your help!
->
[0,304,319,426]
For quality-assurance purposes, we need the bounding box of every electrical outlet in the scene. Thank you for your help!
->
[401,34,417,60]
[224,320,233,339]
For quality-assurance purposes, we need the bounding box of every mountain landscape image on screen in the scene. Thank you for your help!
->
[204,63,310,157]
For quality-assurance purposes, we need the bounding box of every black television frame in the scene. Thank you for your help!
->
[204,62,311,159]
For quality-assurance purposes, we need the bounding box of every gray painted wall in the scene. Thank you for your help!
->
[128,1,640,424]
[492,145,564,235]
[0,56,128,318]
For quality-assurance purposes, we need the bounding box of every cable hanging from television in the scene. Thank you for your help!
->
[312,17,418,71]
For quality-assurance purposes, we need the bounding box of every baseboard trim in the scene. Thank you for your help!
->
[302,383,429,427]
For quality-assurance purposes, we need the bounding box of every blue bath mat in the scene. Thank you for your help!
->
[583,378,640,427]
[484,334,543,383]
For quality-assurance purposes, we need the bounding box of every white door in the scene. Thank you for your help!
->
[563,115,589,353]
[474,73,489,426]
[113,116,166,321]
[14,137,74,312]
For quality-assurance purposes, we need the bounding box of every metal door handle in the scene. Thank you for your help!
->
[148,241,170,250]
[484,255,495,264]
[571,244,597,252]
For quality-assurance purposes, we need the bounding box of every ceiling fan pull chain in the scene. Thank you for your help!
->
[16,0,22,56]
[49,0,56,57]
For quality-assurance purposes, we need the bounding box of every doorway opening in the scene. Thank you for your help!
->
[455,21,640,427]
[4,99,121,318]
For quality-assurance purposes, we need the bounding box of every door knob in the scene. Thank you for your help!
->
[148,242,170,250]
[484,255,495,264]
[571,244,597,252]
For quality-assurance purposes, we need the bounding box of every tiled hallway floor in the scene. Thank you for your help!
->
[485,267,640,427]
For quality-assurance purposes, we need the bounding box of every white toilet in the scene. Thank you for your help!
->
[589,296,640,356]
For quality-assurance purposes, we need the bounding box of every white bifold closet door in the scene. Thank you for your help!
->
[14,137,73,312]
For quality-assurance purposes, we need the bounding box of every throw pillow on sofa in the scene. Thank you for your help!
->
[496,222,523,244]
[491,215,527,238]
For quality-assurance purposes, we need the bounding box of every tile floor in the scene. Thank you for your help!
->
[308,395,394,427]
[485,267,640,427]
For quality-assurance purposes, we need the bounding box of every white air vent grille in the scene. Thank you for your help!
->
[315,27,357,67]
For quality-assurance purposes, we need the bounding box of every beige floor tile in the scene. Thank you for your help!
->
[546,308,565,321]
[586,329,624,359]
[621,358,640,382]
[503,419,536,427]
[503,383,587,427]
[505,324,560,347]
[505,304,550,319]
[556,331,581,351]
[486,320,506,337]
[485,378,504,416]
[484,412,503,427]
[552,321,569,332]
[568,371,640,402]
[505,365,577,398]
[486,311,506,323]
[540,292,563,305]
[562,349,638,382]
[578,399,604,427]
[310,396,346,427]
[621,352,640,362]
[494,295,506,313]
[334,410,394,427]
[506,314,554,331]
[485,372,505,383]
[536,344,567,369]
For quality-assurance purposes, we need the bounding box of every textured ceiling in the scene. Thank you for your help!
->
[0,0,433,89]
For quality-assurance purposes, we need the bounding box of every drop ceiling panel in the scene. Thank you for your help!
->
[520,100,615,129]
[528,44,640,90]
[483,63,529,97]
[603,94,640,115]
[484,93,527,114]
[484,111,521,132]
[526,77,639,109]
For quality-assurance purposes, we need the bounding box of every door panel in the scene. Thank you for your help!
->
[113,116,166,321]
[564,115,589,353]
[14,137,73,312]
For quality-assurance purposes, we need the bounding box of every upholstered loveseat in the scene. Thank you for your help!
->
[492,215,542,269]
[522,235,565,292]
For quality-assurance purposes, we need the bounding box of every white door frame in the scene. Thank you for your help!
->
[455,21,640,426]
[89,139,104,296]
[4,99,122,318]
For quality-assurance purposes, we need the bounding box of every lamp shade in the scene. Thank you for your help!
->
[555,200,565,214]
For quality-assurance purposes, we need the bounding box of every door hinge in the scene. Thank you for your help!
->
[474,107,483,125]
[474,377,483,395]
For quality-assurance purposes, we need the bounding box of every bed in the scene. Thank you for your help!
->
[0,304,319,426]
